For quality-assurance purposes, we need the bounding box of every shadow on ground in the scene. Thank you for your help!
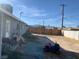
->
[21,35,79,59]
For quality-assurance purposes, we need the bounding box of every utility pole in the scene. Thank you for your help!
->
[43,19,44,27]
[61,4,65,29]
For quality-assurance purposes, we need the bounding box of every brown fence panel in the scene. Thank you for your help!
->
[28,28,61,35]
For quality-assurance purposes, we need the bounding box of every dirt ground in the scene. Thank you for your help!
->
[21,34,79,59]
[47,35,79,53]
[45,35,79,59]
[35,34,79,59]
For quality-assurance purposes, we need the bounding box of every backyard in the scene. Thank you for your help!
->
[20,34,79,59]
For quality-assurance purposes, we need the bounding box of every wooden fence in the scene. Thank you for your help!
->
[28,28,61,35]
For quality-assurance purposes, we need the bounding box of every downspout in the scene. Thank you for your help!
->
[0,12,3,59]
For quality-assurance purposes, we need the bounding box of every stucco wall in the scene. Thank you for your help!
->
[19,22,28,35]
[0,10,28,38]
[0,11,7,38]
[63,30,79,40]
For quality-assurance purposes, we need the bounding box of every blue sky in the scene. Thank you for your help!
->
[0,0,79,27]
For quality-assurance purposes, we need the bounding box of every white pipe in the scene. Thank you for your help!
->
[0,12,3,59]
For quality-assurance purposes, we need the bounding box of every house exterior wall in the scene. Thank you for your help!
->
[3,14,11,38]
[19,22,28,35]
[0,11,6,38]
[0,12,12,38]
[0,4,28,58]
[10,18,18,37]
[0,10,28,38]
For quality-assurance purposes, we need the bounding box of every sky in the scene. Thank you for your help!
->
[0,0,79,27]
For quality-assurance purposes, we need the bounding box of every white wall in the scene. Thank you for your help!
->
[1,13,28,38]
[20,23,28,35]
[63,30,79,40]
[10,18,18,36]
